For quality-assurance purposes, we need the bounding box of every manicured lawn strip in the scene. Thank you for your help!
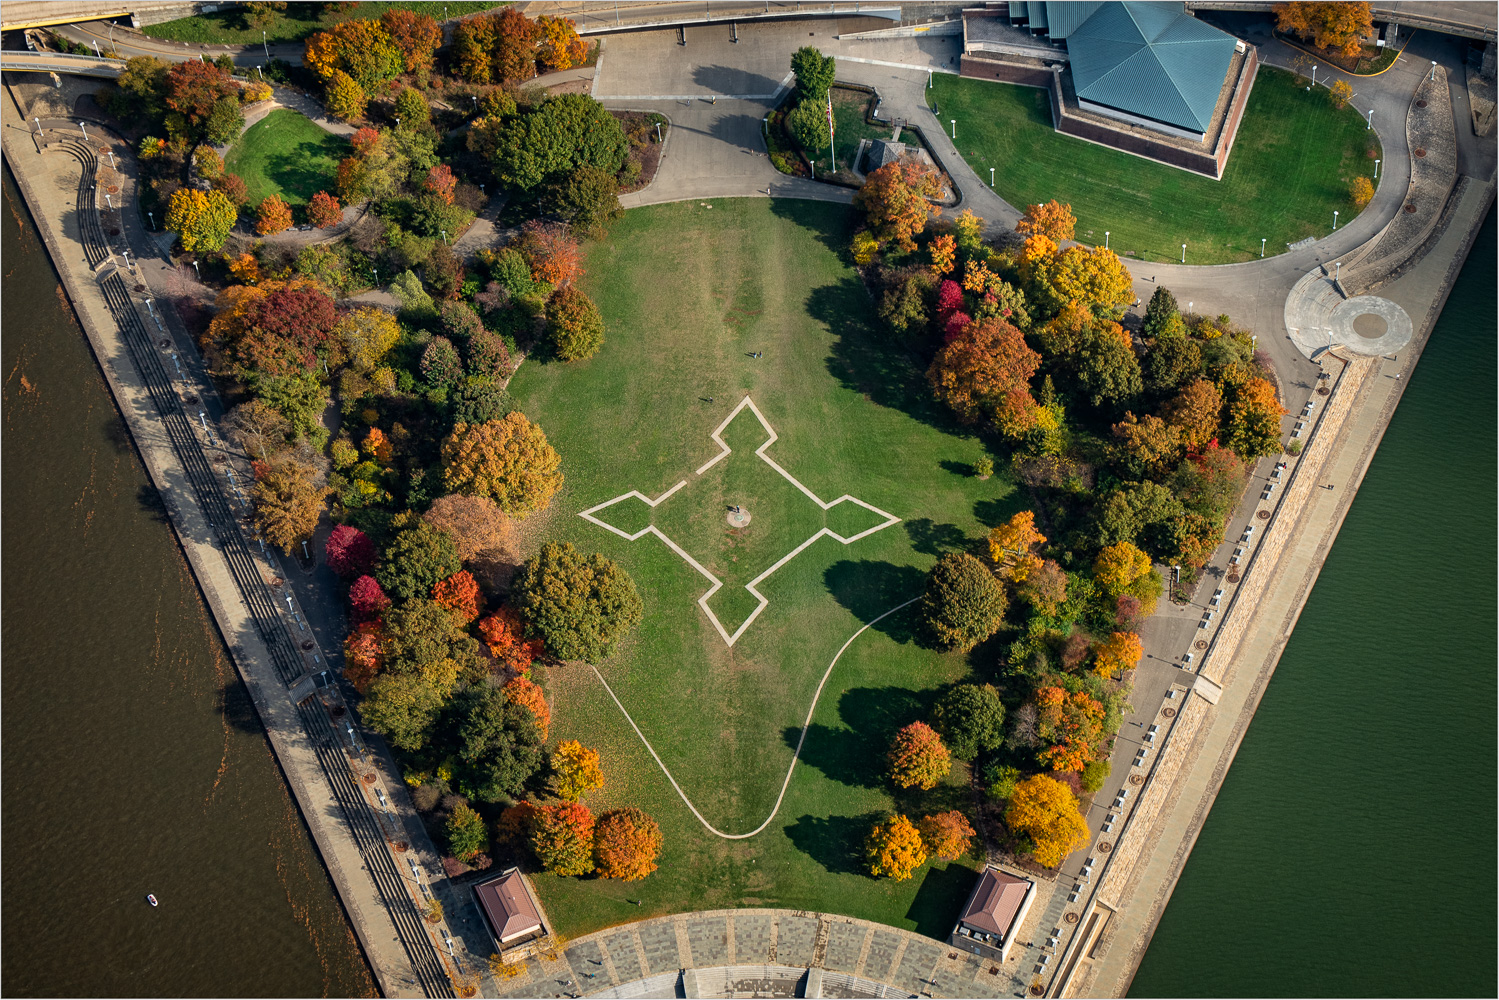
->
[142,2,506,45]
[224,109,348,209]
[930,67,1381,263]
[505,199,1022,934]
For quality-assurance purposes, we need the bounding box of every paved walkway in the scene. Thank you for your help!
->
[496,907,1026,999]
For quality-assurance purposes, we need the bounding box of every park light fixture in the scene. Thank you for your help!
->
[1374,158,1380,178]
[1430,59,1437,80]
[263,29,269,59]
[990,167,994,186]
[1311,65,1317,89]
[78,121,88,141]
[1181,243,1187,264]
[192,260,200,279]
[148,210,154,229]
[1332,209,1339,230]
[1261,237,1266,257]
[1367,108,1373,129]
[950,119,956,139]
[1104,230,1109,250]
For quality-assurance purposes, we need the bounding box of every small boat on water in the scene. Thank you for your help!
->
[146,894,158,907]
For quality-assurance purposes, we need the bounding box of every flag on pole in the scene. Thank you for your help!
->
[826,90,835,141]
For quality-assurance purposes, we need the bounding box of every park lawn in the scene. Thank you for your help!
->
[224,110,348,210]
[506,199,1021,937]
[929,66,1381,264]
[142,1,505,45]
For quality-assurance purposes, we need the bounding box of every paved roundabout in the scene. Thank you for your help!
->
[1284,271,1415,359]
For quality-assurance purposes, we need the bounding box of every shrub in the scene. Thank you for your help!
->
[920,552,1007,652]
[546,286,604,361]
[1349,175,1374,208]
[1081,759,1111,794]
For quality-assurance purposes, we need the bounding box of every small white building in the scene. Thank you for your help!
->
[949,865,1036,963]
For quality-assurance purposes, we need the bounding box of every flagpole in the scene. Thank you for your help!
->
[826,89,835,171]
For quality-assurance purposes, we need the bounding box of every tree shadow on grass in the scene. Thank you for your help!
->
[823,559,926,644]
[784,813,881,876]
[973,496,1025,529]
[263,140,345,203]
[786,686,935,789]
[903,517,970,558]
[905,862,981,939]
[805,278,975,438]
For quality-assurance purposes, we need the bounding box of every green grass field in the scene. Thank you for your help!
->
[930,66,1381,264]
[506,199,1022,938]
[142,2,505,45]
[224,110,348,210]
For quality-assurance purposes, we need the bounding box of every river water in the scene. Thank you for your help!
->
[1130,208,1497,997]
[1,164,374,997]
[2,148,1491,997]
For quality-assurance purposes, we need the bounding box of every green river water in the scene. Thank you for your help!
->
[1,148,1491,996]
[1130,208,1497,997]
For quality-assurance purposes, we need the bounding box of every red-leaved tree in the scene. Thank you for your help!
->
[515,221,582,287]
[592,807,662,881]
[348,574,392,624]
[423,164,457,205]
[326,524,376,578]
[918,810,976,861]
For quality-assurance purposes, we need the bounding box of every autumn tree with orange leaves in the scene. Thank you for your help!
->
[477,607,542,675]
[515,221,582,287]
[1034,687,1106,771]
[919,810,976,861]
[502,676,550,739]
[593,808,662,881]
[1016,199,1076,242]
[528,802,595,875]
[888,721,952,790]
[255,194,293,236]
[855,162,941,251]
[433,570,483,623]
[343,621,383,692]
[926,316,1042,435]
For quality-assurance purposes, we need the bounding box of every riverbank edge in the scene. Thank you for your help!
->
[0,115,430,996]
[1077,179,1496,998]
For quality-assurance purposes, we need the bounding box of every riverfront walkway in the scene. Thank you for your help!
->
[0,83,484,998]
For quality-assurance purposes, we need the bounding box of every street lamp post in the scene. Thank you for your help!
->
[105,193,112,209]
[1430,59,1437,81]
[440,230,448,245]
[1332,209,1339,230]
[1261,237,1266,257]
[1181,243,1186,264]
[1334,260,1340,283]
[263,30,269,59]
[192,260,200,279]
[107,150,115,169]
[92,39,100,57]
[990,167,995,187]
[1311,65,1317,89]
[33,117,40,134]
[78,121,88,141]
[1374,158,1380,179]
[1366,108,1373,129]
[1104,230,1109,250]
[148,210,154,229]
[949,119,956,139]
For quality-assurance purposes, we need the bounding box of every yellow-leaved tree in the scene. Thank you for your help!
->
[988,510,1046,582]
[550,739,605,802]
[1092,630,1143,676]
[165,188,237,253]
[1004,774,1090,868]
[865,814,927,880]
[441,413,564,516]
[1092,541,1152,596]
